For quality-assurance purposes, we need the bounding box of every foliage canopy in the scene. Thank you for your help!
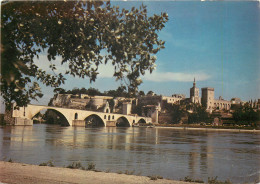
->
[232,103,260,125]
[1,1,168,109]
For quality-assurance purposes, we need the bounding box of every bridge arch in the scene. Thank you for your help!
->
[137,118,146,124]
[116,116,130,127]
[84,114,105,127]
[31,107,70,126]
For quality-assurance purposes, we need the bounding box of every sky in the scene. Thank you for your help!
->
[2,1,260,110]
[111,1,260,102]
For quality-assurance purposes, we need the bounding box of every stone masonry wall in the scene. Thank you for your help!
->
[158,112,172,124]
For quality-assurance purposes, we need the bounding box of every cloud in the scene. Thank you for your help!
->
[143,71,211,82]
[34,54,211,83]
[97,62,115,78]
[96,62,211,83]
[159,30,173,41]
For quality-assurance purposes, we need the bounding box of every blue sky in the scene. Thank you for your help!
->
[114,1,260,101]
[5,1,259,109]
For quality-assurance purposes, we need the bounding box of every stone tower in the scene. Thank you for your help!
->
[190,78,200,103]
[201,87,215,111]
[122,102,132,115]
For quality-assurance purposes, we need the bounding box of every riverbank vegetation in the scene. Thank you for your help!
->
[159,102,260,130]
[180,176,232,184]
[39,160,54,167]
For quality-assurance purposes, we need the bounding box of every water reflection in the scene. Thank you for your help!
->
[0,125,259,183]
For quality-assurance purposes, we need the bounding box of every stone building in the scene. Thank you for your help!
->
[162,94,185,105]
[122,102,132,115]
[201,87,231,112]
[214,96,231,111]
[190,78,200,104]
[231,97,243,105]
[247,99,260,110]
[201,87,215,111]
[50,93,137,114]
[137,93,186,110]
[50,94,114,112]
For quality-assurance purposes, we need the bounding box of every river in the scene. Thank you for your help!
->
[0,124,259,183]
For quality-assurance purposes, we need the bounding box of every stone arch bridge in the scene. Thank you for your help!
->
[11,104,151,127]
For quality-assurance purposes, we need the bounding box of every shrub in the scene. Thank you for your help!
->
[149,176,157,180]
[87,162,96,170]
[182,176,204,183]
[124,170,135,175]
[66,162,82,169]
[208,176,232,184]
[39,160,54,167]
[148,175,163,180]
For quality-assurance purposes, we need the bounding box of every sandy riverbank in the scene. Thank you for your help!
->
[155,126,260,133]
[0,161,198,184]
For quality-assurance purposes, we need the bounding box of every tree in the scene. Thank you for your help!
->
[138,90,145,96]
[104,86,128,97]
[188,104,209,124]
[171,104,186,124]
[132,102,144,116]
[147,90,155,96]
[86,87,101,96]
[164,103,187,124]
[1,1,168,110]
[71,88,80,95]
[233,103,260,126]
[53,88,66,94]
[79,88,88,94]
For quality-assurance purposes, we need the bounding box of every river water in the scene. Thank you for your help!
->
[0,124,259,183]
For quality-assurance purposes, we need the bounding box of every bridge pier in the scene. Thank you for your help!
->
[14,117,33,125]
[72,120,85,127]
[106,121,116,127]
[4,109,33,126]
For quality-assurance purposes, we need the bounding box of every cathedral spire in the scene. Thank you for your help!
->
[193,77,196,87]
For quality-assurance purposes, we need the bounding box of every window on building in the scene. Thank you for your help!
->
[75,113,78,120]
[108,115,110,120]
[104,115,106,119]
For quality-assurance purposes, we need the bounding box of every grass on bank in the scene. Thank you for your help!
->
[66,162,97,171]
[180,176,232,184]
[148,175,163,180]
[208,177,232,184]
[116,169,136,175]
[39,160,54,167]
[181,176,204,183]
